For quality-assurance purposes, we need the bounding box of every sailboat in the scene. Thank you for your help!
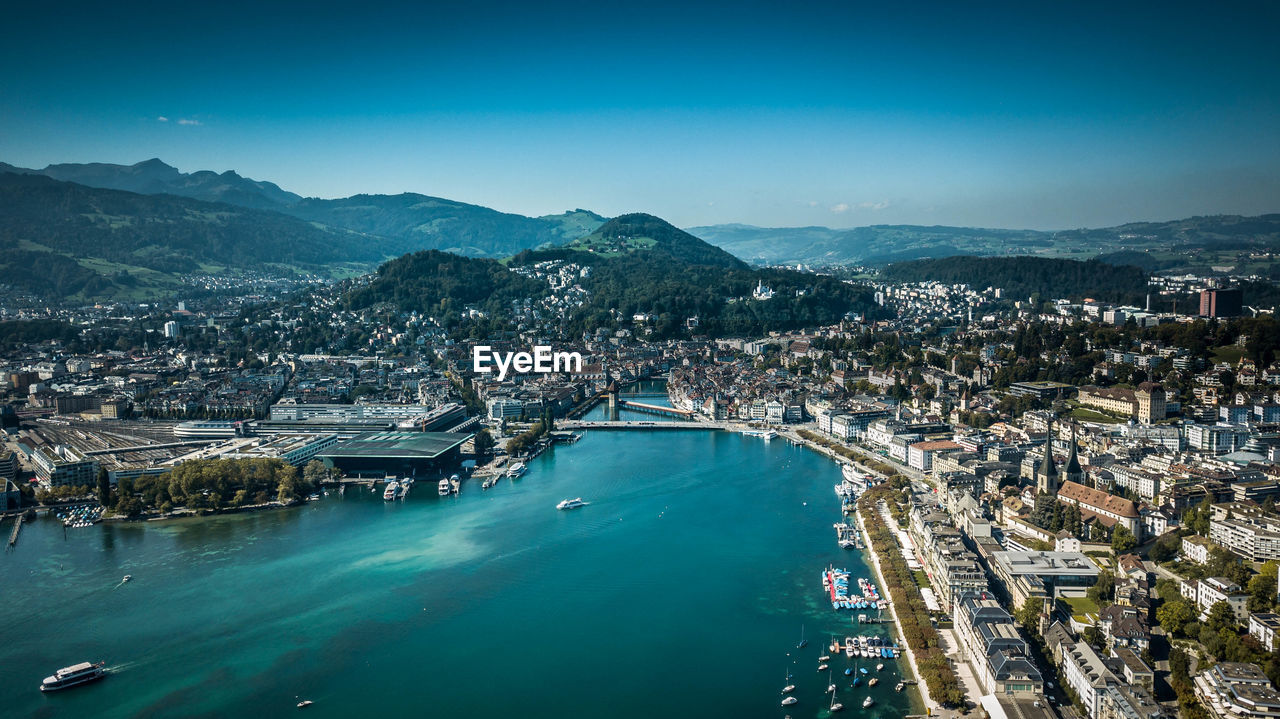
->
[830,687,844,713]
[796,624,807,649]
[781,667,795,695]
[827,668,836,694]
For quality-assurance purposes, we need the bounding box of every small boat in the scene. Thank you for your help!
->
[121,575,132,583]
[859,667,868,675]
[382,480,399,501]
[797,624,807,650]
[556,498,588,510]
[437,479,451,496]
[876,662,884,671]
[297,700,313,708]
[869,677,879,687]
[895,682,905,692]
[40,661,105,692]
[818,654,831,662]
[844,636,855,658]
[817,663,828,672]
[852,675,862,687]
[781,696,798,706]
[844,667,853,676]
[863,696,875,708]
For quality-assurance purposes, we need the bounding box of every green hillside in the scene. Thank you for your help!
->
[0,173,389,300]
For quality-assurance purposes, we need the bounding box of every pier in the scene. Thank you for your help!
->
[614,400,694,418]
[7,513,22,548]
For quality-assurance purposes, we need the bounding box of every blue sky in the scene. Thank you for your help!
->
[2,0,1278,229]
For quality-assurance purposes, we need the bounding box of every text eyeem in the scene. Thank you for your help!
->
[472,345,583,381]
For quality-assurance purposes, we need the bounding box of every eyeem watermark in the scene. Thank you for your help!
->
[472,345,582,381]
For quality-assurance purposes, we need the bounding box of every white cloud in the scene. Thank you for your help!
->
[857,200,890,211]
[156,116,169,122]
[177,118,202,126]
[830,202,849,213]
[807,200,819,207]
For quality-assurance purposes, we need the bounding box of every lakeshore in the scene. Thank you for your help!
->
[0,424,922,718]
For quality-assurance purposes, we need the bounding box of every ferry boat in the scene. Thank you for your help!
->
[556,498,588,510]
[437,479,451,496]
[382,481,399,501]
[506,462,527,478]
[40,661,105,692]
[741,428,778,441]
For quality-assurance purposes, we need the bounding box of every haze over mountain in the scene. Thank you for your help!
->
[691,214,1280,270]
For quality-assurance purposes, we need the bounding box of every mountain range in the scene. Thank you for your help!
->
[2,157,1278,302]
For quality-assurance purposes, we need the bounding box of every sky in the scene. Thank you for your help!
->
[2,0,1278,230]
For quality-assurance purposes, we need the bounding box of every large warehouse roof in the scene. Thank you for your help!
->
[319,432,472,459]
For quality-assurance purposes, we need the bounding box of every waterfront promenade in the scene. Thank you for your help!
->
[854,500,939,716]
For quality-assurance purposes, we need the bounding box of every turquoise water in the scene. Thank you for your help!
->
[1,429,921,718]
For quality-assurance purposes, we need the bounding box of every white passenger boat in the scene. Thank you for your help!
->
[438,479,451,496]
[506,462,527,478]
[382,481,399,501]
[556,498,588,510]
[40,662,105,692]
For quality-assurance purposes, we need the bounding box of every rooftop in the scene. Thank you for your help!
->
[320,432,472,459]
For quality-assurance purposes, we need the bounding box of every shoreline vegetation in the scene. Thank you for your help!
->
[858,481,966,709]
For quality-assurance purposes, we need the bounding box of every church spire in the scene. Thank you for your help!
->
[1064,422,1083,483]
[1037,418,1058,494]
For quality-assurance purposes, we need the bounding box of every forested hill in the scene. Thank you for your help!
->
[881,256,1149,303]
[349,215,883,338]
[558,213,748,268]
[285,195,605,258]
[0,173,390,300]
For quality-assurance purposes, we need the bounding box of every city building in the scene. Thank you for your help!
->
[953,591,1044,698]
[988,551,1101,607]
[31,444,98,488]
[1194,662,1280,719]
[1200,288,1244,319]
[1248,613,1280,653]
[317,431,472,478]
[1181,577,1250,623]
[1209,503,1280,563]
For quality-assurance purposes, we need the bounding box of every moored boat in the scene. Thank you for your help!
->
[382,480,399,501]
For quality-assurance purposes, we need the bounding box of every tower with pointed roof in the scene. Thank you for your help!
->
[1036,419,1059,495]
[1063,423,1083,485]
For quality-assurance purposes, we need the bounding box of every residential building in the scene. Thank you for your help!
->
[1248,613,1280,652]
[1194,662,1280,719]
[953,591,1044,698]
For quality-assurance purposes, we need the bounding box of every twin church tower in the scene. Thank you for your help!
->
[1036,420,1083,495]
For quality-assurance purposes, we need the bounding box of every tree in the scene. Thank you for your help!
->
[473,428,495,457]
[1249,562,1279,612]
[96,466,111,507]
[1082,624,1102,648]
[1088,570,1116,605]
[303,460,329,486]
[1149,532,1179,562]
[1207,600,1239,633]
[1111,524,1137,553]
[1016,597,1044,632]
[1158,599,1194,637]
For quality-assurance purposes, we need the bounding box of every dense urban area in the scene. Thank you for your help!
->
[3,251,1280,719]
